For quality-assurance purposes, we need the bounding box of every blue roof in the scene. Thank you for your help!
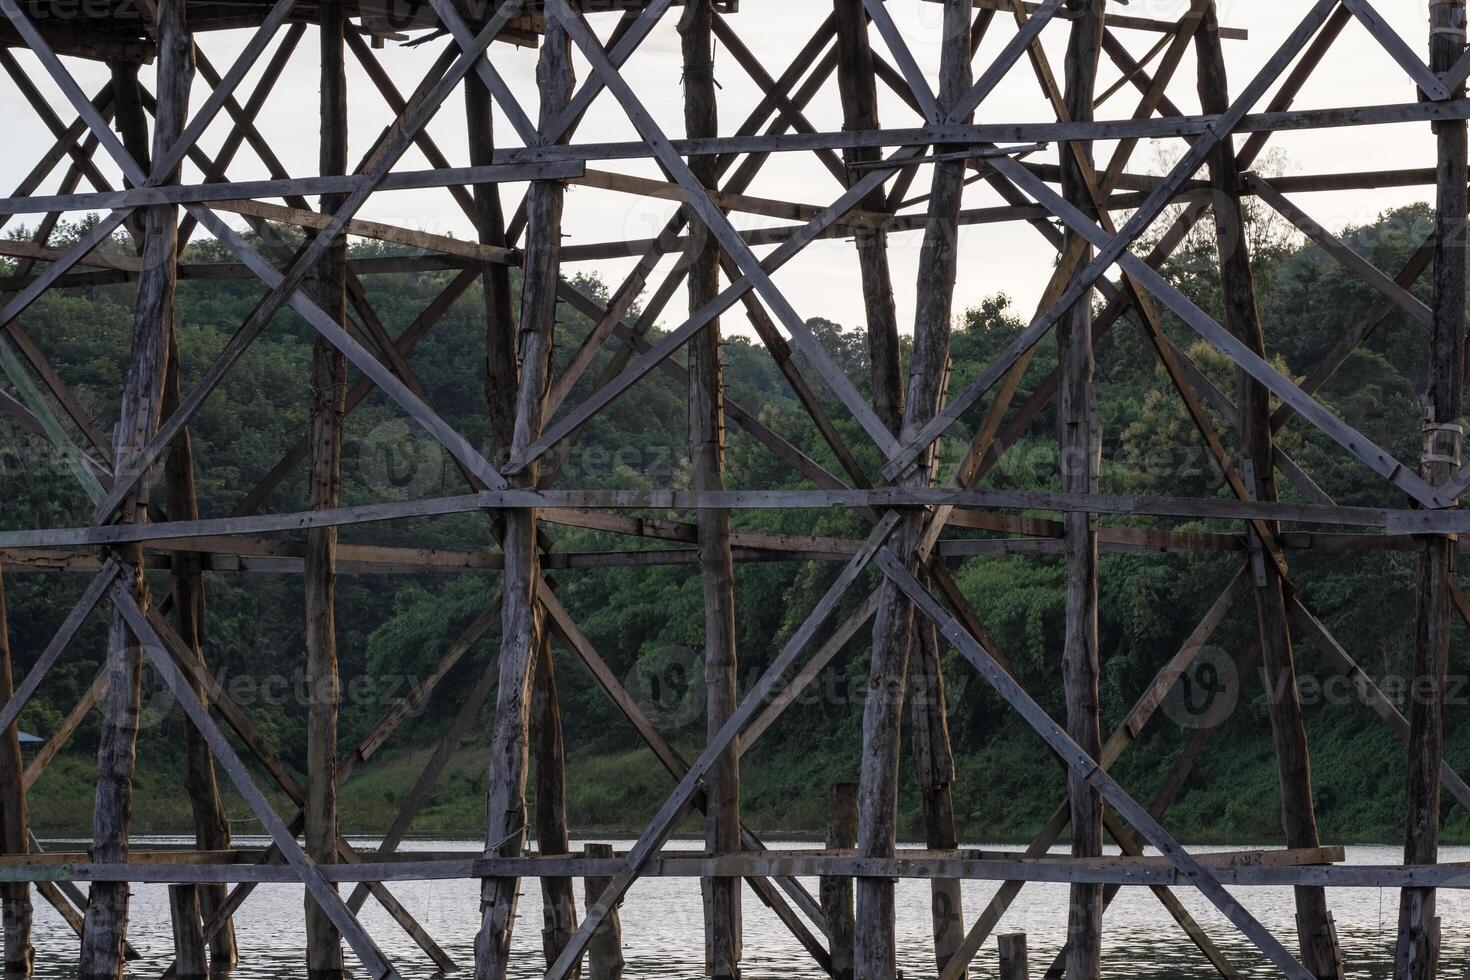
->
[16,732,41,744]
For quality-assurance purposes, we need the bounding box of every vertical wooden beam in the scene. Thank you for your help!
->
[820,783,857,980]
[0,572,30,979]
[998,934,1030,980]
[1058,4,1103,979]
[1195,9,1342,979]
[305,4,348,976]
[463,9,517,458]
[162,225,237,980]
[167,885,207,980]
[532,630,577,966]
[681,3,741,977]
[832,0,900,436]
[908,614,964,974]
[855,3,969,977]
[77,10,189,976]
[474,15,572,979]
[583,843,624,980]
[1398,2,1467,978]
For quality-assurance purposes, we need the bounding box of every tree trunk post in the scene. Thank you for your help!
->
[1059,3,1104,978]
[78,12,190,977]
[168,885,207,980]
[855,3,970,977]
[1398,2,1467,978]
[1195,8,1343,977]
[583,843,624,980]
[998,933,1030,980]
[474,15,572,979]
[680,3,742,978]
[0,572,30,979]
[821,782,857,980]
[533,628,577,967]
[304,2,349,975]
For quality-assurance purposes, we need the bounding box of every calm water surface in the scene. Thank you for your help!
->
[28,838,1470,978]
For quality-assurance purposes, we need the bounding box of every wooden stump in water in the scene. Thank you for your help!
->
[997,933,1029,980]
[583,843,624,980]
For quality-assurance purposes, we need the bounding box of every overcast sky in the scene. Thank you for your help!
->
[0,0,1448,337]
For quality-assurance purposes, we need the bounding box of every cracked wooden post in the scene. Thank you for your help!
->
[997,933,1029,980]
[168,885,207,980]
[1398,2,1467,978]
[855,2,969,976]
[1195,8,1343,977]
[1059,2,1104,978]
[583,843,624,980]
[533,626,577,966]
[681,2,742,978]
[0,571,30,979]
[821,782,857,980]
[78,4,190,975]
[304,2,349,976]
[162,157,238,980]
[833,0,901,434]
[474,13,572,978]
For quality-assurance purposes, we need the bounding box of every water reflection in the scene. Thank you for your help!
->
[28,840,1465,978]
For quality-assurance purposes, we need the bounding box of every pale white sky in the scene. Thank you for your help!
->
[0,0,1446,335]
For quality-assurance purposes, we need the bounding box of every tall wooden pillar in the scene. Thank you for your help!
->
[832,0,901,434]
[1196,10,1342,977]
[0,572,30,978]
[681,4,741,976]
[162,218,237,980]
[474,17,571,979]
[855,2,969,976]
[1398,2,1467,977]
[1058,3,1103,978]
[78,6,191,975]
[305,4,348,976]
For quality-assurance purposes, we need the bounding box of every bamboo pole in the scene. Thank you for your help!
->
[304,3,349,976]
[1398,2,1468,977]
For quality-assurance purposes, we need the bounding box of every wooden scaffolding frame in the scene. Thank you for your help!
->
[0,0,1466,977]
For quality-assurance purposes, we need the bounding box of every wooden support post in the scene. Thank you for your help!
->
[168,884,207,980]
[462,0,517,459]
[533,630,577,967]
[1398,2,1467,978]
[162,176,237,980]
[0,572,30,979]
[1059,4,1104,978]
[832,0,901,436]
[855,3,969,977]
[474,14,572,979]
[682,3,741,977]
[305,3,349,977]
[78,11,189,977]
[821,783,857,980]
[583,843,624,980]
[1195,10,1342,978]
[998,933,1030,980]
[908,614,965,975]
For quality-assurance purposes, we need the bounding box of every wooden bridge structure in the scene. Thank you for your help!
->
[0,0,1466,977]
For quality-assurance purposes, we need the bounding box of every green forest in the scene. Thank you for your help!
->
[6,197,1469,846]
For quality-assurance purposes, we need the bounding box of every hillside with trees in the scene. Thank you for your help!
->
[6,201,1466,844]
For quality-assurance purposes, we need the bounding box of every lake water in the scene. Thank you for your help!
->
[26,838,1470,978]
